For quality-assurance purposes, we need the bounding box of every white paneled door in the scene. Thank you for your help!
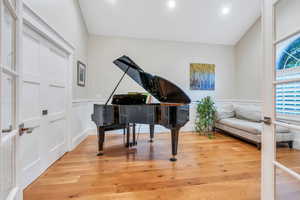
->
[20,25,68,189]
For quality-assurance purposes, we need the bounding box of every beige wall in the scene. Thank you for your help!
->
[24,0,89,99]
[234,18,262,100]
[87,35,236,102]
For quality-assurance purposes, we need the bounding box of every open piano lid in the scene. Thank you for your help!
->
[113,55,191,104]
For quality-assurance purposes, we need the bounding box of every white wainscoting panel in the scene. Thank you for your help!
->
[71,100,98,149]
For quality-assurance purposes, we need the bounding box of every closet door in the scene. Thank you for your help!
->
[20,24,69,189]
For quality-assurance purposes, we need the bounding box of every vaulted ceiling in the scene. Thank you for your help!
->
[79,0,261,45]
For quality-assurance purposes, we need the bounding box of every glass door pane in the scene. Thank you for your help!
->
[275,123,300,172]
[1,73,14,133]
[2,6,16,70]
[276,167,300,199]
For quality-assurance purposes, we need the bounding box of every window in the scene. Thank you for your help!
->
[276,35,300,117]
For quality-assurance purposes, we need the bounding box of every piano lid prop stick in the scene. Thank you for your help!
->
[105,66,130,106]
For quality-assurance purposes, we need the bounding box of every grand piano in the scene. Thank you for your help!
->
[91,56,191,161]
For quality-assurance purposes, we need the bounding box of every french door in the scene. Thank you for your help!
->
[262,0,300,199]
[0,0,22,200]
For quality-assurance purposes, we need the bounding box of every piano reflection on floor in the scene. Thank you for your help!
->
[91,55,191,161]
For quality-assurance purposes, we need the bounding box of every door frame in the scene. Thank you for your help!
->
[261,0,276,199]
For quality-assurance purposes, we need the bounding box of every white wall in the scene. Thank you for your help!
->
[24,0,89,99]
[87,35,236,102]
[234,18,262,100]
[86,35,236,133]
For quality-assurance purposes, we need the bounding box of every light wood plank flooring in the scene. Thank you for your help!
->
[23,132,299,200]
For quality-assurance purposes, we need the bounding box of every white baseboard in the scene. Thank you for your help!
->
[71,128,94,150]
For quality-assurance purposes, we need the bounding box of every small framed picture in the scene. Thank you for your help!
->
[77,61,86,87]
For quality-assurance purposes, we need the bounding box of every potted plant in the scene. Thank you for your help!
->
[195,96,217,138]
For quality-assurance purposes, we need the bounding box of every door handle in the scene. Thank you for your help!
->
[2,125,13,133]
[19,123,36,136]
[261,117,272,125]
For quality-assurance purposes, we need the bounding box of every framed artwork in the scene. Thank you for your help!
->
[190,63,215,90]
[77,61,86,87]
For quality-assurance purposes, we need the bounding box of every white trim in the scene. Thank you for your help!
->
[1,65,18,76]
[274,161,300,181]
[262,0,276,199]
[5,187,18,200]
[22,3,74,51]
[274,26,300,45]
[72,99,105,104]
[274,121,300,131]
[215,99,262,104]
[277,114,300,123]
[1,130,17,143]
[272,0,280,6]
[3,0,18,19]
[71,128,94,150]
[273,78,300,85]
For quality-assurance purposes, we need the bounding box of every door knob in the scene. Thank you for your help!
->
[19,123,36,136]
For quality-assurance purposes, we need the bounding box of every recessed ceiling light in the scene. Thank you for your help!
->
[221,6,230,15]
[167,0,176,9]
[106,0,117,5]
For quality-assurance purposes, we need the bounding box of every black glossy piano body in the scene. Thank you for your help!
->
[91,56,191,161]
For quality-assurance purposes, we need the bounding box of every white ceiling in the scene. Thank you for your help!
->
[79,0,261,45]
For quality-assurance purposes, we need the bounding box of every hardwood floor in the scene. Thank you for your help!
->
[23,132,298,200]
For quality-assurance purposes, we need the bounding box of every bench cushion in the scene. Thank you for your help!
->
[235,105,262,122]
[218,118,262,135]
[216,104,235,120]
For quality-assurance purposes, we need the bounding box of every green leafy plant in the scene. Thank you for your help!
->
[195,96,217,138]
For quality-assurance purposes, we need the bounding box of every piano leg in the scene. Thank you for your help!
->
[132,123,137,146]
[170,128,179,162]
[126,124,131,148]
[97,127,105,156]
[149,124,154,143]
